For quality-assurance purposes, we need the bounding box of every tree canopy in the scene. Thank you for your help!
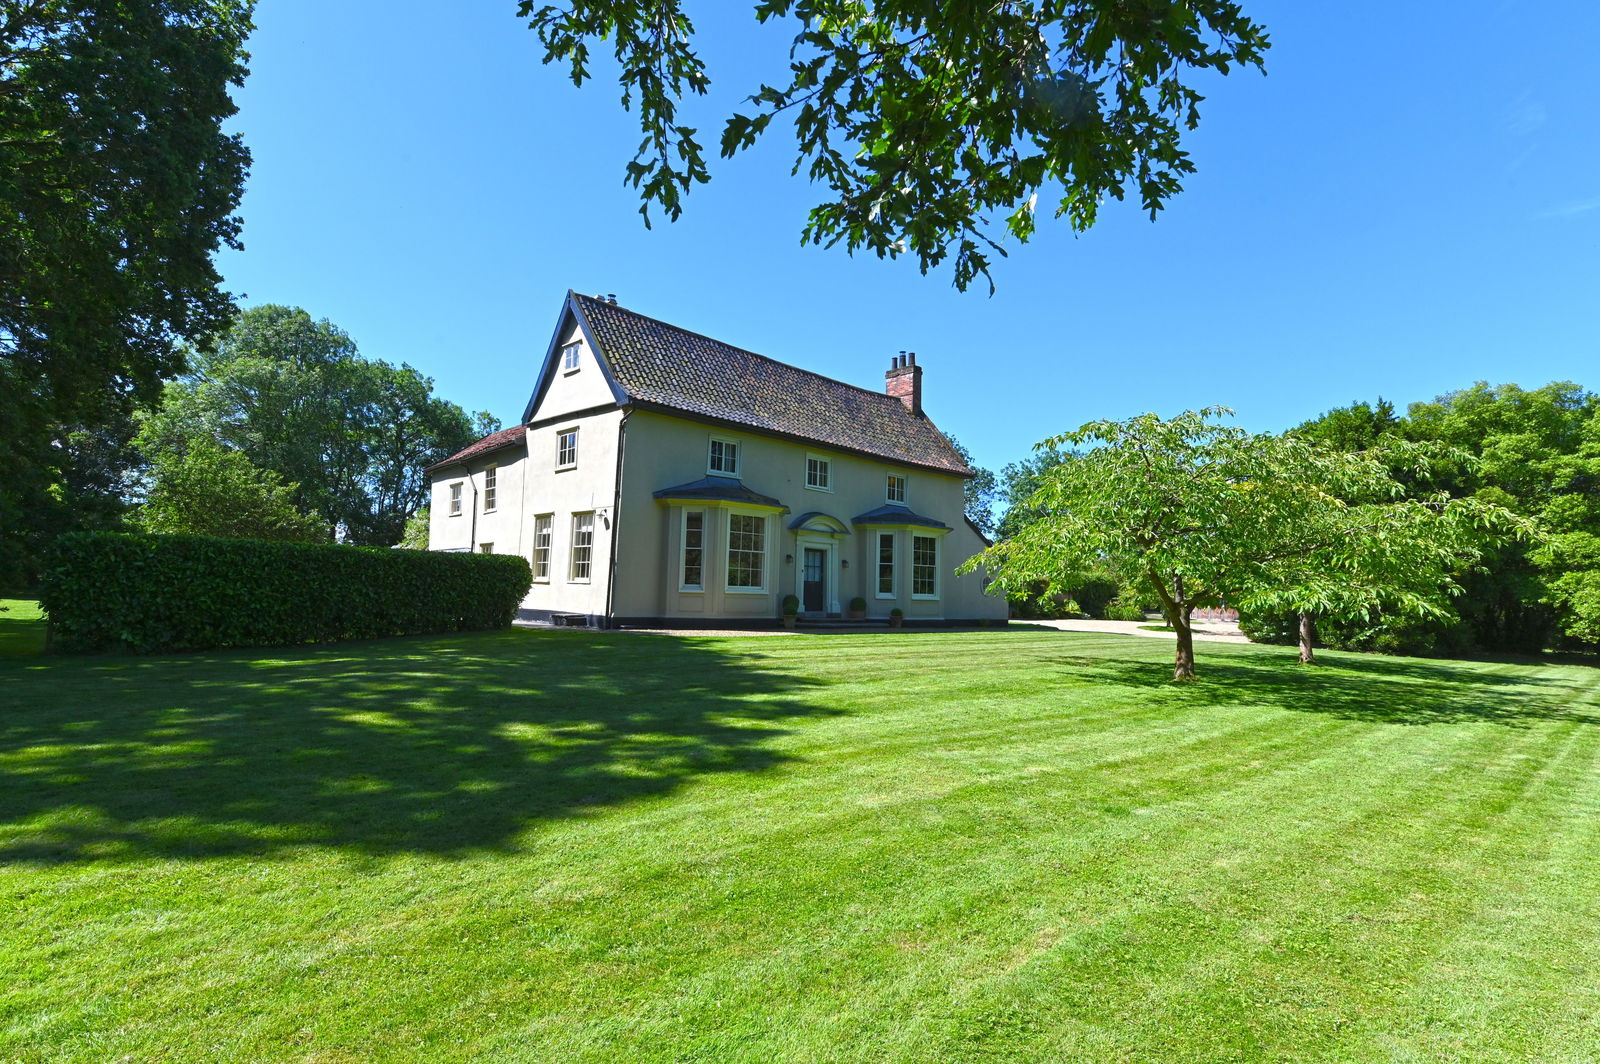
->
[1296,382,1600,653]
[519,0,1269,290]
[947,436,997,536]
[0,0,252,582]
[137,439,325,543]
[967,409,1518,679]
[137,306,495,546]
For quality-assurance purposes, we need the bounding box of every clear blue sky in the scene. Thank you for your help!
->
[218,0,1600,477]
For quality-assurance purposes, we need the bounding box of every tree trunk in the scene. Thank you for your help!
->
[1172,606,1197,681]
[1148,569,1199,681]
[1298,611,1316,665]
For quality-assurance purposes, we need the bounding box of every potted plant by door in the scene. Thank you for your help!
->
[781,594,800,630]
[889,607,904,629]
[847,596,867,621]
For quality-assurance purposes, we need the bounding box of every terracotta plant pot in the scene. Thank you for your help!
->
[782,614,798,630]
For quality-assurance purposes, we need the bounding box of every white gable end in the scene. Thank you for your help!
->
[526,311,619,425]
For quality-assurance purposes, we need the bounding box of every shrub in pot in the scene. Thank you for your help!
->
[781,594,800,629]
[848,596,867,620]
[889,607,904,629]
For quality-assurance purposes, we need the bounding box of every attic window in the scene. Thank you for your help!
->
[561,342,581,373]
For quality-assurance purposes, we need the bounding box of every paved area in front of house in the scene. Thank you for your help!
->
[516,617,1251,642]
[1024,618,1250,643]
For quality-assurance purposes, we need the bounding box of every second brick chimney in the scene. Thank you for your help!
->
[886,351,922,416]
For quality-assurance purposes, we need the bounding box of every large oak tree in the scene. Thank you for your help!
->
[0,0,252,582]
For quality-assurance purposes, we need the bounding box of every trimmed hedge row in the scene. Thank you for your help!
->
[41,532,533,653]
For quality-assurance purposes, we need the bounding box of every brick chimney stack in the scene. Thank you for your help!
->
[886,351,922,416]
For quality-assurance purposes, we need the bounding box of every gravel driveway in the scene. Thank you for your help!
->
[1023,618,1251,643]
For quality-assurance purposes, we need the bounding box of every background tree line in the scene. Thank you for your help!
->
[988,381,1598,659]
[45,305,493,559]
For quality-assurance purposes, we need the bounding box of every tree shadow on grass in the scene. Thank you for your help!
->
[1054,644,1600,728]
[0,629,833,865]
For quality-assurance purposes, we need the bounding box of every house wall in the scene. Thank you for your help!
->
[611,411,1004,622]
[517,408,624,618]
[428,313,624,621]
[427,442,529,557]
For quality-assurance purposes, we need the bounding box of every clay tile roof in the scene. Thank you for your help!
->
[424,425,526,472]
[574,294,973,477]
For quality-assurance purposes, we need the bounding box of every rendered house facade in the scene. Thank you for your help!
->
[426,293,1006,627]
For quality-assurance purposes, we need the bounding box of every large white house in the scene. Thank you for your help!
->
[426,292,1006,627]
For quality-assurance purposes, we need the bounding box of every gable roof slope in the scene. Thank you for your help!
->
[570,293,974,477]
[424,425,527,472]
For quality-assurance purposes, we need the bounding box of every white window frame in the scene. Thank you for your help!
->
[804,453,832,493]
[707,435,740,476]
[448,482,463,516]
[569,512,594,583]
[911,534,940,600]
[680,510,705,591]
[886,473,907,504]
[876,532,896,599]
[561,341,581,374]
[532,514,552,582]
[724,510,768,593]
[556,427,579,471]
[482,465,497,512]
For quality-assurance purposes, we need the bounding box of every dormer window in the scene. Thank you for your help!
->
[886,473,906,503]
[561,341,581,373]
[708,436,739,475]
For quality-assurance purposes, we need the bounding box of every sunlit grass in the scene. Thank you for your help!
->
[3,617,1599,1062]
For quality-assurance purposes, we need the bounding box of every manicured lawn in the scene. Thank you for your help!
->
[4,619,1600,1062]
[0,598,46,658]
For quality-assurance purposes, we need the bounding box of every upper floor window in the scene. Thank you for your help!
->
[556,428,578,470]
[912,535,939,598]
[532,514,552,581]
[483,466,497,511]
[886,473,906,503]
[708,436,739,476]
[805,454,832,491]
[570,512,594,582]
[681,511,704,590]
[561,341,581,373]
[449,482,463,515]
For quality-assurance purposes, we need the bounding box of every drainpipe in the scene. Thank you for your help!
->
[602,409,631,627]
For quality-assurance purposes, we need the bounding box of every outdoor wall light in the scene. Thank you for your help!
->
[785,554,794,564]
[841,560,849,569]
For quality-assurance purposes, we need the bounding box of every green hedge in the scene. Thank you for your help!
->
[41,532,532,653]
